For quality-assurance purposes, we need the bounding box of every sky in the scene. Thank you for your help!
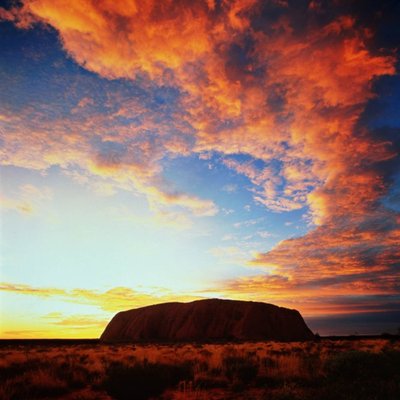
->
[0,0,399,338]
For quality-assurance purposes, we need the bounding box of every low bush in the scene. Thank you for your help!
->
[325,350,400,381]
[195,375,229,389]
[322,350,400,400]
[103,361,192,400]
[222,355,258,384]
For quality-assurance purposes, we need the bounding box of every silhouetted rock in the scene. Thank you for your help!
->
[100,299,314,342]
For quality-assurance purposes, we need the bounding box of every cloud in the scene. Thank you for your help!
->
[3,1,396,219]
[0,72,217,220]
[209,245,249,264]
[44,312,107,328]
[222,183,238,193]
[152,209,193,230]
[213,213,400,315]
[252,215,400,280]
[0,3,38,28]
[1,0,399,315]
[1,310,109,338]
[0,183,53,215]
[211,272,400,316]
[147,188,218,217]
[19,184,53,201]
[233,217,263,228]
[257,230,272,239]
[223,158,295,211]
[0,282,200,312]
[0,195,33,214]
[0,282,65,296]
[22,0,216,80]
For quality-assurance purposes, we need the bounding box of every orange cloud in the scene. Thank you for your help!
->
[5,1,395,218]
[213,217,400,316]
[148,188,218,217]
[0,281,202,338]
[0,3,37,28]
[44,313,107,328]
[0,282,200,312]
[1,312,109,339]
[2,0,399,316]
[0,88,217,221]
[252,222,400,279]
[22,0,214,80]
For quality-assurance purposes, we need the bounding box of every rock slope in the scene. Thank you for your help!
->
[100,299,314,342]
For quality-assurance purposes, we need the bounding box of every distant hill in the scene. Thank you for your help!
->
[100,298,314,342]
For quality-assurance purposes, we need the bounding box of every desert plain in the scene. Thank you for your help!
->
[1,337,400,400]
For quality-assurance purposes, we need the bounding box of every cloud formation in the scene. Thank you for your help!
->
[0,282,200,312]
[0,184,53,215]
[12,0,395,216]
[1,0,399,314]
[2,1,396,212]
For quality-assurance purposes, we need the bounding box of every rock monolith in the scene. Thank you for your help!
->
[100,298,314,342]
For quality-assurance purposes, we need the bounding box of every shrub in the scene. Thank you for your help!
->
[103,361,192,400]
[54,363,91,389]
[195,376,229,389]
[322,350,400,400]
[325,350,400,381]
[301,353,322,379]
[6,369,70,399]
[222,355,258,385]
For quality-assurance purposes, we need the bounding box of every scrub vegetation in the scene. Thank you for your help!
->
[1,338,399,399]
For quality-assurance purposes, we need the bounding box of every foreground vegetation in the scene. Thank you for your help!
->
[1,338,399,399]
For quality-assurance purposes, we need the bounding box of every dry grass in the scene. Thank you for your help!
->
[0,338,399,399]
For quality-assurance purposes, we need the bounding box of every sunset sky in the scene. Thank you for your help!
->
[1,0,399,338]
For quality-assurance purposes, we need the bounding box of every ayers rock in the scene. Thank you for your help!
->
[100,299,314,342]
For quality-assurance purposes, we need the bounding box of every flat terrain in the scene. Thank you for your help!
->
[1,338,399,399]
